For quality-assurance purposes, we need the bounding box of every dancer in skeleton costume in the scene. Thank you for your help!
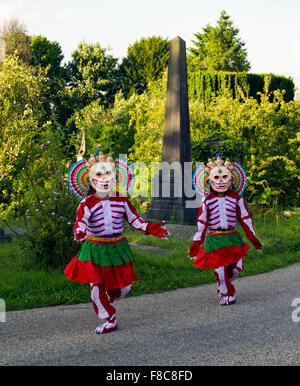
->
[65,152,168,333]
[190,156,263,306]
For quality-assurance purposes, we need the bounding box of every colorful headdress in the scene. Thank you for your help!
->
[84,151,115,170]
[193,155,247,197]
[68,149,135,199]
[204,156,233,174]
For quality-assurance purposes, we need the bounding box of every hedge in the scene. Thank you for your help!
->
[188,70,295,104]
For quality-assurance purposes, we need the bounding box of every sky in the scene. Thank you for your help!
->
[0,0,300,95]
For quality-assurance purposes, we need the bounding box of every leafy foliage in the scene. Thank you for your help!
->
[0,56,80,268]
[61,41,122,133]
[74,91,138,158]
[189,10,250,72]
[1,129,79,268]
[121,36,169,97]
[66,41,122,109]
[30,35,64,77]
[188,70,295,104]
[29,35,67,122]
[0,56,48,205]
[189,89,300,207]
[0,19,33,64]
[128,76,300,207]
[128,71,168,165]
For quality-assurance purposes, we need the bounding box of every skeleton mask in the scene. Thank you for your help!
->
[209,166,232,193]
[88,161,116,197]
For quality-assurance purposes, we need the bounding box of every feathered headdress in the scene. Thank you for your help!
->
[84,150,115,170]
[204,155,233,175]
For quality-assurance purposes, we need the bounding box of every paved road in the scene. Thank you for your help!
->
[1,263,300,366]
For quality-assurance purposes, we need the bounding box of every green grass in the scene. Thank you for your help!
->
[0,212,299,311]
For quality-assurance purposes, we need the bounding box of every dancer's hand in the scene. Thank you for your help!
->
[250,237,263,250]
[145,221,170,240]
[189,241,201,259]
[75,231,87,244]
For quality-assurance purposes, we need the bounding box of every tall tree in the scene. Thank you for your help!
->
[121,36,169,97]
[61,41,122,132]
[29,35,66,123]
[0,19,33,64]
[30,35,64,77]
[65,41,121,110]
[0,55,47,205]
[189,10,250,72]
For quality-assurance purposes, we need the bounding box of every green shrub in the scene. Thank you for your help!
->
[188,70,295,104]
[74,92,138,158]
[128,77,300,208]
[1,128,80,268]
[189,90,300,207]
[191,134,249,164]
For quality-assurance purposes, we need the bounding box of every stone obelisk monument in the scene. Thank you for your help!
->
[147,36,198,224]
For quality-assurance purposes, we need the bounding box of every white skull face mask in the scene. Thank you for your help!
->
[88,161,116,197]
[209,166,232,193]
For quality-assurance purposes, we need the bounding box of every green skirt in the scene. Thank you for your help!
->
[193,232,250,269]
[64,238,139,289]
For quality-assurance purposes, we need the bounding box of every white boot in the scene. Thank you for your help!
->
[95,315,118,334]
[219,295,236,306]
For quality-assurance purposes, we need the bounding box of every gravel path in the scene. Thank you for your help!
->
[1,262,300,366]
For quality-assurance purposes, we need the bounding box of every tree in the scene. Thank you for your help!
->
[0,55,48,206]
[0,55,79,267]
[66,41,122,110]
[74,91,138,158]
[29,35,66,123]
[121,36,169,97]
[0,19,33,64]
[189,10,250,72]
[30,35,64,78]
[61,41,122,132]
[128,71,168,165]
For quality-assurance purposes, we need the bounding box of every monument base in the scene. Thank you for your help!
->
[146,197,198,225]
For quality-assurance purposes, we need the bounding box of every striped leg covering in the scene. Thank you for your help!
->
[214,258,244,297]
[214,266,236,297]
[226,258,244,282]
[107,284,132,303]
[90,283,116,320]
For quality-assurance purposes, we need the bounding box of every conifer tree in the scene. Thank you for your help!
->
[189,10,250,72]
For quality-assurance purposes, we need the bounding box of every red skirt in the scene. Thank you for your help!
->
[193,244,249,269]
[64,255,138,289]
[193,231,249,269]
[64,238,138,289]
